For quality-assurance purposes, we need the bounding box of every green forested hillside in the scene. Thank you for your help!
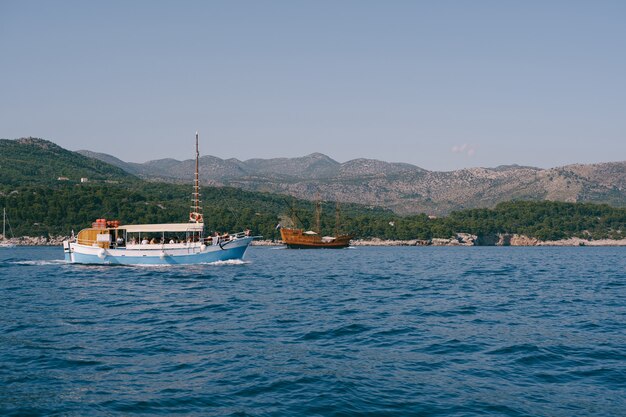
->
[395,201,626,241]
[1,180,625,241]
[1,137,625,241]
[0,182,389,238]
[0,138,135,185]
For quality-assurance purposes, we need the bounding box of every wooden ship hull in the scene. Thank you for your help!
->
[280,228,352,249]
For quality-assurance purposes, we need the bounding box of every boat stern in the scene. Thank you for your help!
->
[62,240,72,262]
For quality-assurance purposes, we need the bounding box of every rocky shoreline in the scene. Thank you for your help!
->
[3,234,626,247]
[253,233,626,247]
[1,236,69,246]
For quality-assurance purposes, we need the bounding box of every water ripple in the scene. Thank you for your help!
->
[0,246,625,416]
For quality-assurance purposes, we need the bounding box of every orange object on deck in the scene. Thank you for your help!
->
[92,218,108,229]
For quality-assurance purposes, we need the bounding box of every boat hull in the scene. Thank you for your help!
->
[280,228,352,249]
[63,237,253,265]
[284,242,350,249]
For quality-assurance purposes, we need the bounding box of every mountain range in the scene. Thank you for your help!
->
[77,148,626,215]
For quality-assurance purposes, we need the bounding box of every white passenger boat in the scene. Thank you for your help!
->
[62,133,254,265]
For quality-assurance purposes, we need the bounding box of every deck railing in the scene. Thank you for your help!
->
[74,231,251,248]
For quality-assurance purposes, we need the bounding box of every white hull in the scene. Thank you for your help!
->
[61,133,257,266]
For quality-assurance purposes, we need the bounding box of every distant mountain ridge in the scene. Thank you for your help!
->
[78,150,427,181]
[77,148,626,215]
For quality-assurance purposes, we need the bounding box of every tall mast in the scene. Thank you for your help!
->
[335,201,340,236]
[315,197,322,234]
[2,208,5,239]
[195,131,199,216]
[189,132,203,223]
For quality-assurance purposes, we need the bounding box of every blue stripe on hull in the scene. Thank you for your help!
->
[68,243,250,265]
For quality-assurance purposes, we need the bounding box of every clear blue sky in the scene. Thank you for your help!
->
[1,1,625,170]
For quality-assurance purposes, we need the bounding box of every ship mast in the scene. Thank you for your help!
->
[335,201,340,236]
[189,132,203,223]
[315,197,322,234]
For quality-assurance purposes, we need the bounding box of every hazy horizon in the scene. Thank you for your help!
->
[2,2,625,170]
[71,139,624,171]
[5,134,626,171]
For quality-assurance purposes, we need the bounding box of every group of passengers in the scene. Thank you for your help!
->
[113,230,250,247]
[209,232,228,246]
[131,237,192,245]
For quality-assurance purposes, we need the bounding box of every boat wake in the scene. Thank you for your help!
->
[2,257,251,270]
[204,259,249,266]
[108,259,250,268]
[7,260,66,266]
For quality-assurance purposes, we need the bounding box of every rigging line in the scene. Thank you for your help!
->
[5,212,14,238]
[282,197,307,229]
[219,203,246,231]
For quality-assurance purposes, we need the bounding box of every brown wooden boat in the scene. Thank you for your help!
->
[280,227,353,249]
[280,199,353,248]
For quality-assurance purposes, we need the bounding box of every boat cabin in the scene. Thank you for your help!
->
[76,221,205,249]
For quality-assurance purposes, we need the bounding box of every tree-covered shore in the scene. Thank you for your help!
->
[1,182,625,243]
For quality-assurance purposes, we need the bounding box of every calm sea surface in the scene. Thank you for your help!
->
[0,246,625,416]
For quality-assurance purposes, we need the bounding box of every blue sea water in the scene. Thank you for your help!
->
[0,246,625,416]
